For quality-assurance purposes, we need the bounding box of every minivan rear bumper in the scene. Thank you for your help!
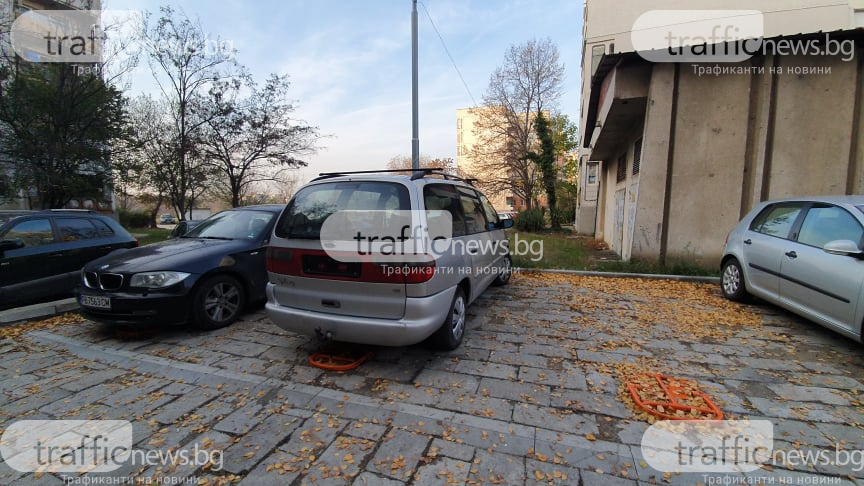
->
[265,282,456,347]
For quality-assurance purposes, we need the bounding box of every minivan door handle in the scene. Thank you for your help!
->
[785,251,797,259]
[467,248,478,255]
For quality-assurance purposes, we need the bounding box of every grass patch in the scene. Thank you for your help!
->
[507,230,719,276]
[128,228,171,246]
[507,231,591,269]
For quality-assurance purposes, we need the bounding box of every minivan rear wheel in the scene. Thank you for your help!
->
[434,287,466,350]
[721,258,749,302]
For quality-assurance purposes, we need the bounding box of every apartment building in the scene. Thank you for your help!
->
[578,0,864,266]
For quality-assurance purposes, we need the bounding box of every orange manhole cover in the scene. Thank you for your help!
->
[627,373,723,421]
[309,350,374,371]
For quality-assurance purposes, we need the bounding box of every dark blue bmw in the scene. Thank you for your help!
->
[77,205,282,329]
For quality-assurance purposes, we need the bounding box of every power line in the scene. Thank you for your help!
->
[418,0,478,108]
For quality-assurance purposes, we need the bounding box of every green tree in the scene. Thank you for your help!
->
[0,64,128,208]
[528,112,559,227]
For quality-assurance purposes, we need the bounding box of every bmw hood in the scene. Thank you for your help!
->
[85,238,252,273]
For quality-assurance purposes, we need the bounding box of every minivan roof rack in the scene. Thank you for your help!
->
[314,168,476,185]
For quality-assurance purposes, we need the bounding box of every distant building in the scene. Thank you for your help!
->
[578,0,864,266]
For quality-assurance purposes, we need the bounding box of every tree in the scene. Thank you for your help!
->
[0,64,129,208]
[386,155,458,174]
[467,38,565,210]
[197,74,319,207]
[527,112,559,226]
[143,6,243,219]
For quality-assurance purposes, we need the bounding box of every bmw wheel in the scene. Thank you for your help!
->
[193,275,245,330]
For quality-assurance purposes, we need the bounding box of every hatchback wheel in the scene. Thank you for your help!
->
[492,255,512,286]
[194,275,245,330]
[721,258,749,302]
[434,287,466,350]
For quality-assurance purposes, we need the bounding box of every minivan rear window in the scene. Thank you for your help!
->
[275,181,410,239]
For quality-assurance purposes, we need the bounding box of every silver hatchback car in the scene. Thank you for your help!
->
[721,196,864,342]
[265,169,514,349]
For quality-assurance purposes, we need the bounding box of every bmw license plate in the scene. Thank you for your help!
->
[80,295,111,310]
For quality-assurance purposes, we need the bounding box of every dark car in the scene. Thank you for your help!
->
[0,210,138,310]
[168,220,201,239]
[77,205,282,330]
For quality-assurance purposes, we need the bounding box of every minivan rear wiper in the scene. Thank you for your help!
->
[198,236,234,240]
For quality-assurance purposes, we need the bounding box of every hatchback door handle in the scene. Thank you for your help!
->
[785,251,797,259]
[743,238,752,245]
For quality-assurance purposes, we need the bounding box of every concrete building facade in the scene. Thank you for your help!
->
[578,0,864,267]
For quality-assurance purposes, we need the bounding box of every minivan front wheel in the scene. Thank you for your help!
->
[492,255,512,286]
[721,258,749,302]
[193,275,245,330]
[434,287,466,350]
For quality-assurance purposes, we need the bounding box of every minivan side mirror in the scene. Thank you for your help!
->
[823,240,864,259]
[499,219,514,229]
[0,238,25,255]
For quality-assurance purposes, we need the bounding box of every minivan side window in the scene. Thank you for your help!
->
[477,192,499,230]
[2,219,55,247]
[458,187,488,235]
[796,205,864,249]
[749,204,803,239]
[423,184,467,238]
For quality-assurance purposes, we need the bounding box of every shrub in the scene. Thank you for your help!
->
[119,208,151,228]
[515,207,545,232]
[550,207,571,228]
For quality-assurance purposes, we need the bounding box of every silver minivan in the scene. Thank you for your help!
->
[721,196,864,342]
[265,170,514,349]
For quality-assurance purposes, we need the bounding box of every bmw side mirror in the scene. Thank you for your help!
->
[823,240,864,259]
[499,219,514,229]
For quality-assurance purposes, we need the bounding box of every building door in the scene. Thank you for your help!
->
[614,189,625,254]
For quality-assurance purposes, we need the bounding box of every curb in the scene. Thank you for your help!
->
[518,267,721,284]
[0,298,78,326]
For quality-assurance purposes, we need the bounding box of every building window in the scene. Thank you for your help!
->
[616,154,627,183]
[505,197,515,207]
[457,118,462,129]
[587,162,598,184]
[633,138,642,175]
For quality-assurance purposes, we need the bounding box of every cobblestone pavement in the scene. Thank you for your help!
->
[1,272,863,485]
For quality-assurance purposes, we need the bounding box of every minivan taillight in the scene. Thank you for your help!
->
[266,247,293,274]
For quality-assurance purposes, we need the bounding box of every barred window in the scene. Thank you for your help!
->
[633,138,642,175]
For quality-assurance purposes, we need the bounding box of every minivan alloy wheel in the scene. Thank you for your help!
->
[450,293,466,341]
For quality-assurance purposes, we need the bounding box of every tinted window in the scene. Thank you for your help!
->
[91,219,115,237]
[423,184,467,238]
[2,219,54,247]
[477,192,499,229]
[750,204,802,239]
[57,218,99,241]
[458,187,488,235]
[797,205,864,249]
[277,182,410,238]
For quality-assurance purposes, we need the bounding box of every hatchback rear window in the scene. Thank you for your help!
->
[276,181,411,239]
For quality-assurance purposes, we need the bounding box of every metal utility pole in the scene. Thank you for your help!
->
[411,0,420,170]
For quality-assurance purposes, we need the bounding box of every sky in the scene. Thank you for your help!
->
[105,0,585,185]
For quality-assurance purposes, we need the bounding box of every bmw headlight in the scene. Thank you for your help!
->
[129,271,190,289]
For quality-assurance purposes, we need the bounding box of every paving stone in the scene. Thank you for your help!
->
[308,434,379,484]
[238,449,303,485]
[367,429,430,480]
[58,368,127,392]
[486,350,548,368]
[551,390,631,419]
[345,420,388,441]
[429,438,475,462]
[413,369,480,393]
[767,384,853,406]
[436,391,513,420]
[524,458,581,485]
[512,403,598,436]
[351,471,405,485]
[213,402,269,435]
[468,449,526,485]
[478,377,552,406]
[221,413,301,474]
[453,359,518,380]
[150,387,218,424]
[413,456,471,485]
